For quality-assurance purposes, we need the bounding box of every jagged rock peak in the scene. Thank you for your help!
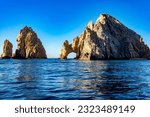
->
[96,14,121,25]
[20,26,33,32]
[1,39,13,59]
[17,26,37,40]
[14,26,47,59]
[87,21,94,30]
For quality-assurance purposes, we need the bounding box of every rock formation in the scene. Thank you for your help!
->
[60,40,73,59]
[60,14,150,60]
[1,39,13,59]
[14,26,47,59]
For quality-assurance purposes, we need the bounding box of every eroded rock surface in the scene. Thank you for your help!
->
[60,40,73,59]
[1,39,13,59]
[60,14,150,60]
[14,26,47,59]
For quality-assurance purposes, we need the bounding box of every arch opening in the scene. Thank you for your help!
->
[67,52,76,59]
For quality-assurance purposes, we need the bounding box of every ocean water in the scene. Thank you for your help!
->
[0,59,150,100]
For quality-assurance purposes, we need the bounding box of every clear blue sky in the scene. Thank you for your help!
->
[0,0,150,58]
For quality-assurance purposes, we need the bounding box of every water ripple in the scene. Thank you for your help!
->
[0,59,150,100]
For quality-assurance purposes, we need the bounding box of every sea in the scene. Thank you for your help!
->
[0,59,150,100]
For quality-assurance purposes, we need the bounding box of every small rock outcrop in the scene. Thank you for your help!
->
[1,40,13,59]
[60,14,150,60]
[14,26,47,59]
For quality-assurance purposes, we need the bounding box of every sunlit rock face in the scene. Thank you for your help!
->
[60,14,150,60]
[1,39,13,59]
[60,40,73,59]
[14,26,47,59]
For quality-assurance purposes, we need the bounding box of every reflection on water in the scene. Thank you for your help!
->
[0,59,150,100]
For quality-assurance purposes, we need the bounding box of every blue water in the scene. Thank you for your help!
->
[0,59,150,100]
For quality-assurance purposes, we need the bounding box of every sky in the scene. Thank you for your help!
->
[0,0,150,58]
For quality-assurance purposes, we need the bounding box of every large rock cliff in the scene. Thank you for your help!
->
[14,26,47,59]
[60,14,150,60]
[1,39,13,59]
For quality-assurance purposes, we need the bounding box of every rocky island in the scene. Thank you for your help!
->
[60,14,150,60]
[1,26,47,59]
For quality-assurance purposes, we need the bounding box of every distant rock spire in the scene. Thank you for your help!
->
[1,39,13,59]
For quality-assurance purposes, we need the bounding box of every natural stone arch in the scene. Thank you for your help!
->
[60,40,74,59]
[60,37,81,59]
